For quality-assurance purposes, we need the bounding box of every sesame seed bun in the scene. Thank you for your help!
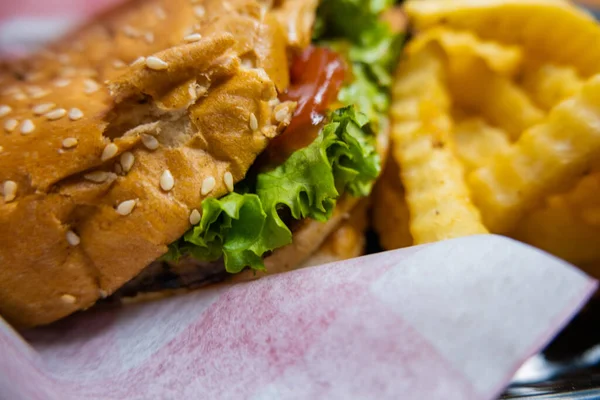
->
[0,0,319,328]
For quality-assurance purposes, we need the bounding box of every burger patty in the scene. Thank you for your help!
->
[113,257,229,299]
[109,210,304,299]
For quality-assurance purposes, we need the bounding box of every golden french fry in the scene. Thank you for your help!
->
[512,199,600,266]
[408,27,523,77]
[406,0,600,77]
[453,117,511,173]
[513,172,600,270]
[391,44,488,244]
[468,75,600,233]
[447,56,545,140]
[521,62,584,110]
[373,157,413,250]
[548,171,600,227]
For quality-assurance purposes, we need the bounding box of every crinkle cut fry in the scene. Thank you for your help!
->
[512,200,600,267]
[511,171,600,266]
[446,56,545,141]
[521,62,584,111]
[408,26,544,141]
[468,75,600,234]
[408,26,524,77]
[406,0,600,78]
[452,117,511,173]
[372,157,413,250]
[391,44,488,245]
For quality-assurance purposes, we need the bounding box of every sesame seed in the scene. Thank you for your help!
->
[194,5,206,18]
[99,289,108,298]
[255,68,269,80]
[101,143,119,161]
[66,230,80,246]
[120,152,135,172]
[30,89,50,99]
[144,32,154,44]
[26,86,43,95]
[189,209,201,225]
[112,59,126,69]
[131,56,146,67]
[116,199,137,216]
[141,134,159,150]
[184,33,202,42]
[188,83,196,98]
[114,163,123,174]
[4,119,18,132]
[84,79,99,94]
[61,294,77,304]
[160,170,175,191]
[45,108,67,120]
[241,59,255,69]
[145,56,168,70]
[13,92,27,101]
[195,84,208,97]
[3,180,17,202]
[268,98,281,107]
[201,176,216,196]
[249,113,258,131]
[84,171,109,183]
[32,102,55,115]
[122,25,140,38]
[20,119,35,135]
[224,172,234,192]
[68,108,84,120]
[155,6,166,19]
[54,78,71,87]
[0,105,11,117]
[275,105,289,123]
[62,137,78,148]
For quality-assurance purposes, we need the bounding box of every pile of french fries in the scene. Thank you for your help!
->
[374,0,600,277]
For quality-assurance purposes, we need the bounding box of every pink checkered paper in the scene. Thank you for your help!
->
[0,235,597,400]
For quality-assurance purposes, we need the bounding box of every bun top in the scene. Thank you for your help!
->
[0,0,318,328]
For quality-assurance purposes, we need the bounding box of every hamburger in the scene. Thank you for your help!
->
[0,0,404,328]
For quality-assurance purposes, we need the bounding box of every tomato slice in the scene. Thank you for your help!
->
[262,45,347,166]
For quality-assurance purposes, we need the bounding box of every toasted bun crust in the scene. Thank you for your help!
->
[299,198,370,268]
[0,0,320,328]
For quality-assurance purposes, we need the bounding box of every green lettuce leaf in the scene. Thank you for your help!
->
[338,64,389,126]
[314,0,397,45]
[164,107,379,273]
[314,0,404,129]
